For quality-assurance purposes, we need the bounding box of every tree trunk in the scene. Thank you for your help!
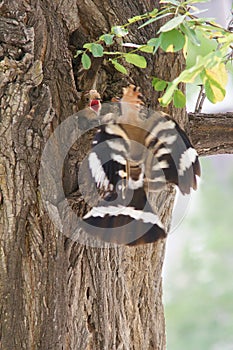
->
[0,1,232,350]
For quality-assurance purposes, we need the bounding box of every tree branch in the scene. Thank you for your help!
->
[188,112,233,156]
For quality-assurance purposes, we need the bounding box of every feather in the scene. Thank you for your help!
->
[82,85,201,245]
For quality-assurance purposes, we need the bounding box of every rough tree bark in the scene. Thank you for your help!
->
[189,112,233,156]
[0,1,232,350]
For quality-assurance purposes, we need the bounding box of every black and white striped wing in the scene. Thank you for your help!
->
[88,124,128,191]
[82,187,166,245]
[145,114,200,194]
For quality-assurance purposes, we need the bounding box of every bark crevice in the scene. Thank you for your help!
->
[188,112,233,155]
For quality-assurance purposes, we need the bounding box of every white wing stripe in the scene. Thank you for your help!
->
[128,172,144,190]
[105,124,130,145]
[178,148,198,176]
[152,160,169,171]
[88,152,109,190]
[155,147,172,158]
[83,205,164,227]
[158,134,177,145]
[145,120,175,146]
[106,140,127,153]
[110,154,127,165]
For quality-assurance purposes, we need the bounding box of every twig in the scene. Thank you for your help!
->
[195,85,206,113]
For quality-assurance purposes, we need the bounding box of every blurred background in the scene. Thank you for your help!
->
[163,1,233,349]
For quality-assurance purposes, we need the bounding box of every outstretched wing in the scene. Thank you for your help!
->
[88,123,129,191]
[85,117,167,246]
[145,113,200,194]
[82,86,200,246]
[82,187,166,246]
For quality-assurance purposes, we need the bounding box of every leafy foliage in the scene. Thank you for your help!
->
[75,0,233,107]
[81,53,91,70]
[124,53,147,68]
[160,29,185,52]
[110,59,128,74]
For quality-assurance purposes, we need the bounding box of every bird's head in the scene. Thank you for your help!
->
[119,84,144,124]
[89,89,102,113]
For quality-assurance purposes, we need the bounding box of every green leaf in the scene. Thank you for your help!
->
[185,31,218,69]
[138,17,158,29]
[226,60,233,74]
[111,60,128,74]
[188,8,208,16]
[176,54,221,85]
[83,43,104,57]
[128,15,144,24]
[159,83,176,106]
[100,34,114,45]
[112,26,128,37]
[83,43,93,50]
[149,8,159,16]
[81,53,91,70]
[160,29,185,52]
[159,15,186,32]
[91,44,104,57]
[152,77,167,91]
[124,53,147,68]
[201,64,228,103]
[138,12,171,29]
[147,38,159,46]
[147,37,161,54]
[139,45,154,53]
[173,89,186,108]
[177,63,204,83]
[180,22,201,46]
[74,50,83,58]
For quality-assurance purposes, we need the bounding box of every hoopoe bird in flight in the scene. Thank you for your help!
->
[81,84,200,246]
